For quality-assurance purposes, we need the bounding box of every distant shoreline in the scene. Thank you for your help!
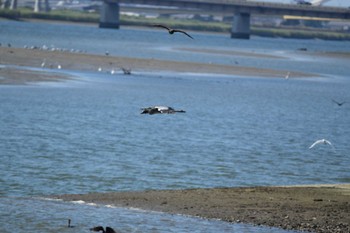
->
[3,38,350,86]
[1,8,350,41]
[51,184,350,233]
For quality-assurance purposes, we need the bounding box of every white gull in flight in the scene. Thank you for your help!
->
[309,139,333,149]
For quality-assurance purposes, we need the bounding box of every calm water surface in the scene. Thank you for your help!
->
[0,20,349,232]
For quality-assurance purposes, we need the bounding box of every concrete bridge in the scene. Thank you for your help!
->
[100,0,350,39]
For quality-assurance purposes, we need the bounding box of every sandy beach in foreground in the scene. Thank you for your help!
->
[0,47,314,85]
[52,185,350,233]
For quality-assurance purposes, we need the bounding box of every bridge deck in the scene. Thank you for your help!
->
[108,0,350,19]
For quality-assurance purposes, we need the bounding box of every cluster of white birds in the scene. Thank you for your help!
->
[23,44,87,53]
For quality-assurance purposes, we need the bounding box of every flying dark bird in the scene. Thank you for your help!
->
[141,106,186,115]
[90,226,117,233]
[332,99,345,106]
[152,24,194,39]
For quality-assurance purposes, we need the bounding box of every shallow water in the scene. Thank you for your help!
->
[1,196,304,233]
[0,20,349,232]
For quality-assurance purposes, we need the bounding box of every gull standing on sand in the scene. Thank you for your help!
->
[41,59,46,68]
[152,24,194,39]
[285,71,290,79]
[309,139,333,149]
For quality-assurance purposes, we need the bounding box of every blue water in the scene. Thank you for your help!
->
[1,20,349,232]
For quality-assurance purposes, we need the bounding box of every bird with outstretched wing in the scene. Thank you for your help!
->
[332,99,345,106]
[309,139,333,149]
[152,24,194,39]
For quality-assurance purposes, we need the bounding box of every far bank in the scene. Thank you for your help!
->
[1,8,350,41]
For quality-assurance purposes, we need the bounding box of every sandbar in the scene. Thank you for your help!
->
[52,184,350,233]
[1,47,313,85]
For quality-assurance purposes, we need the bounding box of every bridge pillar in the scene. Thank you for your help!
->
[99,1,119,29]
[231,13,250,39]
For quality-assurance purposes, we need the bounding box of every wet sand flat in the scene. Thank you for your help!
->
[53,185,350,233]
[0,47,312,85]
